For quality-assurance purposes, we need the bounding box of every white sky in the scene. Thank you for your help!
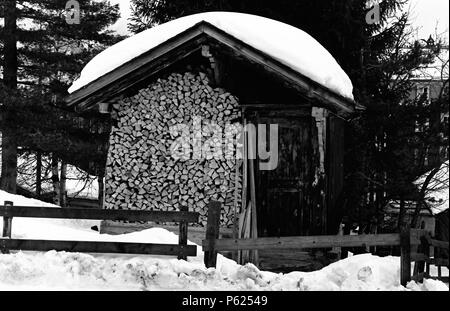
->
[109,0,132,35]
[109,0,449,42]
[408,0,449,42]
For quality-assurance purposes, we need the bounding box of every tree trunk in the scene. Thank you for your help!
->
[36,152,42,197]
[51,155,60,206]
[398,196,405,231]
[411,166,441,228]
[60,161,67,207]
[0,0,18,194]
[0,130,17,193]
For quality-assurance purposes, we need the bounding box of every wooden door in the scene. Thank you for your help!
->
[252,113,318,237]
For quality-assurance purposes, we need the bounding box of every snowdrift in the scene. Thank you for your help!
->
[0,190,447,291]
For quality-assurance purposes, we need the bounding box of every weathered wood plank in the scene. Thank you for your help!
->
[430,239,449,250]
[430,258,449,267]
[0,238,197,256]
[400,227,412,286]
[2,201,13,239]
[411,272,426,282]
[410,253,430,262]
[202,233,401,251]
[204,201,221,268]
[178,206,188,261]
[0,206,199,223]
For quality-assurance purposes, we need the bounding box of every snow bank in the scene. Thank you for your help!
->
[0,190,59,208]
[1,190,447,291]
[69,12,354,100]
[1,250,448,291]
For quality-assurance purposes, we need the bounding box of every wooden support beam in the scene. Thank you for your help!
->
[431,258,449,267]
[248,132,259,266]
[202,233,401,251]
[0,205,199,223]
[0,238,197,256]
[1,201,13,254]
[400,227,412,286]
[411,253,430,262]
[411,272,427,282]
[430,239,449,250]
[204,201,222,268]
[178,206,188,261]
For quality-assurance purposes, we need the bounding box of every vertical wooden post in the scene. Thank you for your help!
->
[400,226,411,286]
[60,161,67,207]
[231,158,241,262]
[204,201,221,268]
[51,155,60,206]
[2,201,13,254]
[419,233,430,278]
[248,149,259,266]
[178,206,188,261]
[239,114,249,264]
[98,172,105,209]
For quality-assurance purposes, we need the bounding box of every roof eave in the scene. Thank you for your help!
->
[66,21,360,117]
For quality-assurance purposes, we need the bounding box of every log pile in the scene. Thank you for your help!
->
[104,71,242,226]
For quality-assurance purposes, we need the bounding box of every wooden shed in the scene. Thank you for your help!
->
[66,13,362,239]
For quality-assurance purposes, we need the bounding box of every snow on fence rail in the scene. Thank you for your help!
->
[202,202,449,286]
[0,201,199,260]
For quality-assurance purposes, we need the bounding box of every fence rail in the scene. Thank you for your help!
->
[0,200,199,260]
[202,202,449,286]
[0,205,199,223]
[202,233,404,251]
[1,200,447,287]
[0,239,196,256]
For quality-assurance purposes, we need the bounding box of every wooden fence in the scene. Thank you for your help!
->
[1,199,447,286]
[0,201,199,260]
[202,202,449,286]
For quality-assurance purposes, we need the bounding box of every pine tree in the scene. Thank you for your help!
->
[0,0,122,194]
[0,0,18,192]
[344,8,443,231]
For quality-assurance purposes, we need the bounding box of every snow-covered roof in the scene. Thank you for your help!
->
[68,12,354,100]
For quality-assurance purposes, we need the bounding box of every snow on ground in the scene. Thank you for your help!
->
[69,12,354,100]
[0,190,448,291]
[0,190,59,208]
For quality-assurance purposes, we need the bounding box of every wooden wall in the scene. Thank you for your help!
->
[326,115,345,234]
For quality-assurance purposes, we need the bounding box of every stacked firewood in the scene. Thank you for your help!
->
[104,71,242,226]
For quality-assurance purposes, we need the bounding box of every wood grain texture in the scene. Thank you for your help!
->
[0,205,199,223]
[204,201,221,268]
[0,238,197,256]
[202,233,401,251]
